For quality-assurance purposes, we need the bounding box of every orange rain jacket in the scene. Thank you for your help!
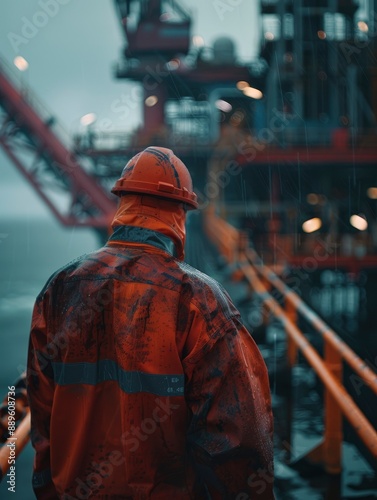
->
[27,195,274,499]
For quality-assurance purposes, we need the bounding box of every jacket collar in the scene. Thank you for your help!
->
[110,194,186,260]
[108,225,176,256]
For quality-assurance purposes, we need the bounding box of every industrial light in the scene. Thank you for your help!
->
[367,187,377,199]
[166,59,180,71]
[358,21,368,33]
[145,95,158,107]
[80,113,97,126]
[307,193,319,205]
[264,32,275,41]
[236,81,249,90]
[242,86,263,99]
[14,56,29,71]
[215,99,232,113]
[302,217,322,233]
[350,214,368,231]
[192,35,205,47]
[317,30,327,40]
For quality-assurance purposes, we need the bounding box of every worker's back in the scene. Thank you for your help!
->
[28,229,273,499]
[27,147,274,499]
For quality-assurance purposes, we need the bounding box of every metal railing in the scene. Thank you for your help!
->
[204,206,377,473]
[1,207,376,480]
[0,411,30,482]
[0,369,30,482]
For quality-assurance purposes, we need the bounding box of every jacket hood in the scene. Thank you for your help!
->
[111,194,187,260]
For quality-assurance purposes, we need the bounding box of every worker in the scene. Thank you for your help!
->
[27,146,274,499]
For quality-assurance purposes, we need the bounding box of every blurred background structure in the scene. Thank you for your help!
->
[1,0,377,498]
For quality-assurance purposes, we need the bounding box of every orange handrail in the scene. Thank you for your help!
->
[204,205,239,263]
[246,247,377,396]
[239,259,377,467]
[204,207,377,472]
[0,411,31,481]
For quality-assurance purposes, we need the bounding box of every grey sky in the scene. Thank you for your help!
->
[0,0,259,218]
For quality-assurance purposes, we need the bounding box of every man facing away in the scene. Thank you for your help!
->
[27,147,274,499]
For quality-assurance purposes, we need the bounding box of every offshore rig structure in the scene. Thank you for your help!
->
[1,0,377,497]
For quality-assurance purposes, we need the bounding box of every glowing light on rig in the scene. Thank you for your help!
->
[145,95,158,107]
[14,56,29,71]
[80,113,97,126]
[317,30,327,40]
[264,32,275,41]
[192,35,205,47]
[307,193,327,206]
[350,214,368,231]
[166,59,180,71]
[215,99,232,113]
[242,86,263,99]
[358,21,369,33]
[307,193,319,205]
[302,217,322,233]
[236,81,249,90]
[367,187,377,199]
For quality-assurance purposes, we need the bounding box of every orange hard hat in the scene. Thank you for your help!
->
[111,146,198,210]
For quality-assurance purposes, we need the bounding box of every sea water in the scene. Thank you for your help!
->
[0,217,97,499]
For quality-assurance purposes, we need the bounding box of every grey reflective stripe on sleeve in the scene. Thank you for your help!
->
[32,468,52,488]
[52,360,184,396]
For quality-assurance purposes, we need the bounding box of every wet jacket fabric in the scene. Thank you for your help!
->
[27,195,274,499]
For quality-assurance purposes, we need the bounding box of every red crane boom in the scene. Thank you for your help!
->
[0,58,116,228]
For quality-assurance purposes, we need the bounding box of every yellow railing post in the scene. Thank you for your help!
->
[283,295,297,461]
[238,231,248,255]
[285,297,298,368]
[323,340,343,474]
[260,275,271,329]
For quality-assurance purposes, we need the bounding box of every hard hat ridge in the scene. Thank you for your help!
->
[111,146,198,210]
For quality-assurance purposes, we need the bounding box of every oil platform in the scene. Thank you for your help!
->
[0,0,377,498]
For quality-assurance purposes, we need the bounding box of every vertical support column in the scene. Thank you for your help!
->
[238,231,249,259]
[285,296,298,367]
[347,64,358,143]
[260,275,271,328]
[328,0,339,125]
[282,295,298,461]
[268,169,282,263]
[293,0,304,119]
[323,340,343,474]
